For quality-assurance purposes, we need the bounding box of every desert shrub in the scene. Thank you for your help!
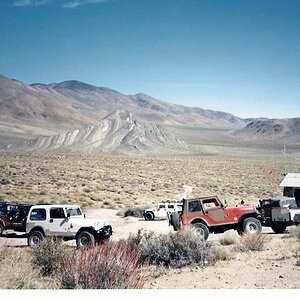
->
[56,240,145,289]
[237,233,268,252]
[219,232,238,246]
[133,227,215,268]
[0,246,59,289]
[32,237,70,276]
[289,226,300,240]
[212,246,231,261]
[117,206,146,218]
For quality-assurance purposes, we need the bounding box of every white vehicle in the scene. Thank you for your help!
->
[26,204,112,247]
[143,202,183,221]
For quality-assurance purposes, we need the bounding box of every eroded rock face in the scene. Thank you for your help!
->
[6,110,189,155]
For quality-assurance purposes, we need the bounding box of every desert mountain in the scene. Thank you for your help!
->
[233,118,300,142]
[0,75,246,142]
[6,110,189,155]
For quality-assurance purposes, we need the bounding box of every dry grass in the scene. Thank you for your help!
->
[218,232,238,246]
[289,226,300,240]
[1,151,297,210]
[0,244,59,289]
[237,233,269,252]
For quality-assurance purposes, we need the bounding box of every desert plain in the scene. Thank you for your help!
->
[1,128,300,291]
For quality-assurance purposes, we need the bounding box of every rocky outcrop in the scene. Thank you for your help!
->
[7,110,189,155]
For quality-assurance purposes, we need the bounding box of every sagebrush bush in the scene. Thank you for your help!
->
[32,237,70,276]
[212,246,231,261]
[0,245,59,289]
[131,227,215,268]
[56,240,145,289]
[219,232,238,246]
[117,206,146,218]
[237,233,268,252]
[290,226,300,240]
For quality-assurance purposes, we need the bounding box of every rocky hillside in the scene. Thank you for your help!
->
[233,118,300,141]
[6,110,189,155]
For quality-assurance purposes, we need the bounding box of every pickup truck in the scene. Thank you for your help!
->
[169,196,262,240]
[1,203,112,248]
[257,196,300,233]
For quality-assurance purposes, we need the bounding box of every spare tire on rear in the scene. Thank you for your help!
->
[170,212,181,231]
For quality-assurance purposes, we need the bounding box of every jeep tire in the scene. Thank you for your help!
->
[0,223,3,236]
[144,211,154,221]
[193,223,209,240]
[76,231,95,248]
[170,212,181,231]
[271,222,287,234]
[240,217,262,235]
[28,230,44,247]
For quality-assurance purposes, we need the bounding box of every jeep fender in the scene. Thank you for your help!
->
[190,218,210,230]
[28,226,45,236]
[75,227,96,238]
[238,213,261,228]
[238,213,260,222]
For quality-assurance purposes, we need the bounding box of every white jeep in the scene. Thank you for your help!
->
[143,202,183,221]
[26,204,112,247]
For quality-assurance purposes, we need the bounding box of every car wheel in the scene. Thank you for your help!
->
[28,230,44,247]
[76,231,95,248]
[241,217,262,235]
[271,222,287,234]
[0,223,4,236]
[193,223,209,240]
[170,212,181,231]
[144,211,154,221]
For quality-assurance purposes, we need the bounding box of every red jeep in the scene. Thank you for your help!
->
[169,196,262,240]
[0,201,33,235]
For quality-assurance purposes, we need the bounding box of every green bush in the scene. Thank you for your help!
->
[32,237,69,276]
[131,227,215,268]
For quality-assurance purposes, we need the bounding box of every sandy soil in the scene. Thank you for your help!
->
[1,207,300,290]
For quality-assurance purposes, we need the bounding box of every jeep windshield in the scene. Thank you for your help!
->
[65,207,82,217]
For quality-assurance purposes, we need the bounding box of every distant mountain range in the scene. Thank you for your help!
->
[234,118,300,142]
[0,75,299,153]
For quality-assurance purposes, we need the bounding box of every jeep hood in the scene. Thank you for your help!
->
[69,217,107,229]
[226,205,259,214]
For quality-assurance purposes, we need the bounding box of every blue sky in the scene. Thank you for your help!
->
[0,0,299,118]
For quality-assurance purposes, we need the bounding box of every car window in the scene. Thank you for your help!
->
[65,207,82,216]
[202,198,219,210]
[168,204,174,209]
[159,204,165,209]
[0,204,7,216]
[50,208,65,219]
[30,208,46,221]
[188,200,201,212]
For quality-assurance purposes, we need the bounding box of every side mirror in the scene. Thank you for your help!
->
[66,213,70,219]
[224,200,228,208]
[84,213,86,218]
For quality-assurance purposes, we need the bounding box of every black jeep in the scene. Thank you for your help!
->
[0,201,34,235]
